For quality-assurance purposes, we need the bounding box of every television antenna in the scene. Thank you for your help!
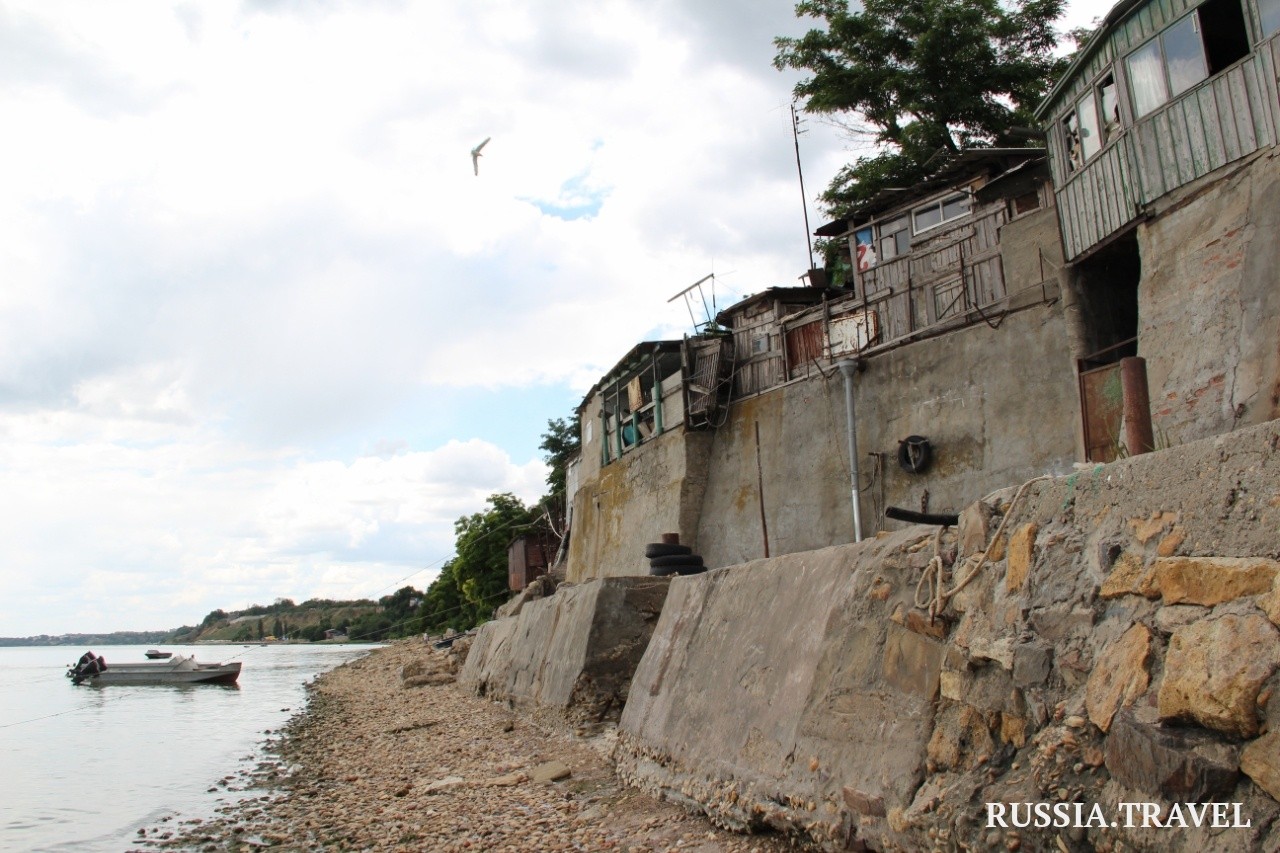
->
[668,272,725,333]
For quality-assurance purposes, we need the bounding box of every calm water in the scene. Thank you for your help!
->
[0,643,373,852]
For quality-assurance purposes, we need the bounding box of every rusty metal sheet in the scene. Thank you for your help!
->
[1080,361,1124,462]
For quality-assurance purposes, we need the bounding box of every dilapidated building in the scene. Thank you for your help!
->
[1037,0,1280,455]
[566,150,1080,581]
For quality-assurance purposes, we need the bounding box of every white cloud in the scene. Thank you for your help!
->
[0,0,1100,634]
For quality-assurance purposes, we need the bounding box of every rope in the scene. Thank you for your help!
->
[913,476,1049,620]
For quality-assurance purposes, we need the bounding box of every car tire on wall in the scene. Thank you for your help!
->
[649,553,704,569]
[644,542,693,558]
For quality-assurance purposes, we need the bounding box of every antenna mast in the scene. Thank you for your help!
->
[791,103,814,269]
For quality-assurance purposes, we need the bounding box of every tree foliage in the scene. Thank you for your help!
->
[415,493,536,632]
[774,0,1067,215]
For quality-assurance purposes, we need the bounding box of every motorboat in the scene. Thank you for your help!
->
[66,651,241,686]
[144,649,172,659]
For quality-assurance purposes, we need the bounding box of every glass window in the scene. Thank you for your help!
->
[1163,15,1207,97]
[912,193,971,233]
[878,216,910,259]
[1078,91,1102,160]
[914,204,943,232]
[1262,0,1280,37]
[1098,74,1121,143]
[1127,38,1169,118]
[1063,110,1083,171]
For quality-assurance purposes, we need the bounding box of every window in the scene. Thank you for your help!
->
[1098,74,1121,143]
[1063,109,1084,171]
[1010,190,1041,217]
[878,216,910,260]
[751,334,771,354]
[1262,0,1280,37]
[912,193,971,233]
[1125,2,1249,119]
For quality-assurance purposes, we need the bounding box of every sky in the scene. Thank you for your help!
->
[0,0,1113,636]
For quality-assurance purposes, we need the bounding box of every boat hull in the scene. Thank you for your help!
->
[68,654,241,685]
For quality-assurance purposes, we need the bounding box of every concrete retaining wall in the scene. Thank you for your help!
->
[1140,150,1280,444]
[615,420,1280,851]
[459,576,670,725]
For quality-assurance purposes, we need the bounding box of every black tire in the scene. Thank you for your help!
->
[649,563,678,577]
[673,564,707,576]
[644,542,693,558]
[649,553,704,569]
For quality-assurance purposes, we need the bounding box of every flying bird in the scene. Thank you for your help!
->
[471,137,490,176]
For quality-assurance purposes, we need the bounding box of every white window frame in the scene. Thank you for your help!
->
[911,191,972,236]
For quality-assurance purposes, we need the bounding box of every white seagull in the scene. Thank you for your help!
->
[471,137,490,176]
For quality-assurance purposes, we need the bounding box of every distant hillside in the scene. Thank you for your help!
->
[0,631,171,647]
[176,597,384,643]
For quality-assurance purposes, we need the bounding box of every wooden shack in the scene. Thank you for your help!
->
[507,534,555,592]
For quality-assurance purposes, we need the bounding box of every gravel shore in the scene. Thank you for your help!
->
[136,640,808,852]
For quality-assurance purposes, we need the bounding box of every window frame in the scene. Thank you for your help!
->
[910,191,973,236]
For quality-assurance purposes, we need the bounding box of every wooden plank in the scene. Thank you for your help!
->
[1181,94,1209,179]
[1237,58,1261,151]
[1216,67,1244,162]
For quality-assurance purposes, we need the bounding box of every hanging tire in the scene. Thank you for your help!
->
[897,435,933,474]
[649,553,704,569]
[644,542,693,558]
[649,563,678,577]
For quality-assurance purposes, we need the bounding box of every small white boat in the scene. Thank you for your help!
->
[144,649,172,659]
[67,651,241,686]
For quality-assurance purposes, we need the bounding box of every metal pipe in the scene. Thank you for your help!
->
[1120,356,1155,456]
[837,359,864,542]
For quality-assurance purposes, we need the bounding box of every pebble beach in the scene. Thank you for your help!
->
[136,640,806,852]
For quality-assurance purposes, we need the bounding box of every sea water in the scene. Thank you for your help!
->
[0,643,372,852]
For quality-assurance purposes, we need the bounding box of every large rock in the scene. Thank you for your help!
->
[1242,732,1280,801]
[459,576,669,724]
[1086,623,1152,732]
[1158,612,1280,738]
[1154,556,1279,606]
[1105,709,1240,801]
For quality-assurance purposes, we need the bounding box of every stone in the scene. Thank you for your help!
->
[1156,526,1186,557]
[1129,512,1178,544]
[1260,576,1280,628]
[1085,624,1152,732]
[1241,732,1280,801]
[904,609,948,640]
[403,672,455,689]
[421,776,465,794]
[1099,552,1159,599]
[1105,710,1239,801]
[1154,604,1209,634]
[958,501,994,559]
[1154,556,1279,606]
[927,704,996,772]
[1158,613,1280,738]
[842,786,886,817]
[1011,640,1053,688]
[529,761,572,783]
[1005,523,1038,593]
[882,624,944,700]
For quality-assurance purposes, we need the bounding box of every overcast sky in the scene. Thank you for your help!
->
[0,0,1112,636]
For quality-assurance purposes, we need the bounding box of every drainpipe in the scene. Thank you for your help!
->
[837,358,864,543]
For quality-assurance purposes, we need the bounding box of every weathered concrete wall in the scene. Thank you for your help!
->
[1140,149,1280,444]
[459,576,669,725]
[565,428,713,583]
[616,419,1280,852]
[695,298,1079,568]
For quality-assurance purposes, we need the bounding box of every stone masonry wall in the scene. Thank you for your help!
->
[615,419,1280,852]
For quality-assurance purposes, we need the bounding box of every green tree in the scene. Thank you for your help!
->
[538,417,580,502]
[416,493,535,632]
[774,0,1066,214]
